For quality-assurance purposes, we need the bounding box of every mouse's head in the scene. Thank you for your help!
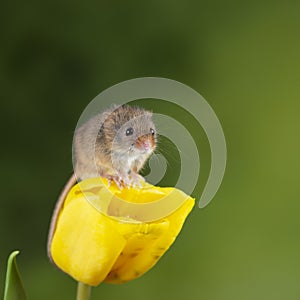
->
[101,105,157,157]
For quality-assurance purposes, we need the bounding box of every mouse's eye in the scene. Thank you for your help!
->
[150,128,155,136]
[125,127,134,136]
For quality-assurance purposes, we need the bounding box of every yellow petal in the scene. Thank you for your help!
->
[49,178,194,286]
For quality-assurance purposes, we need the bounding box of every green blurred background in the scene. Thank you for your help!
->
[1,0,300,299]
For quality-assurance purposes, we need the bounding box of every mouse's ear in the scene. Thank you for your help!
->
[144,109,153,117]
[99,108,119,132]
[101,110,113,124]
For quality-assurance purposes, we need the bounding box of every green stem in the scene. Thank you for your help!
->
[76,282,91,300]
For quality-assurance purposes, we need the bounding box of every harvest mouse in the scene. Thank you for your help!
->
[74,104,157,187]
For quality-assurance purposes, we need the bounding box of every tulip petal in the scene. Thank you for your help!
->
[51,195,126,286]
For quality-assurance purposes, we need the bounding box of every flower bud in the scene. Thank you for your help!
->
[48,178,194,286]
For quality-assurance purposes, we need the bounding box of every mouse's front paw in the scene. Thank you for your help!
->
[128,173,145,188]
[104,174,125,189]
[104,172,144,189]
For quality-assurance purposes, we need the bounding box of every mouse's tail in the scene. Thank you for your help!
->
[47,173,77,262]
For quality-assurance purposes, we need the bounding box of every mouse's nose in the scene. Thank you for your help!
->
[142,141,150,149]
[136,135,153,151]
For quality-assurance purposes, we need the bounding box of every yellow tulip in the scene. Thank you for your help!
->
[48,178,194,286]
